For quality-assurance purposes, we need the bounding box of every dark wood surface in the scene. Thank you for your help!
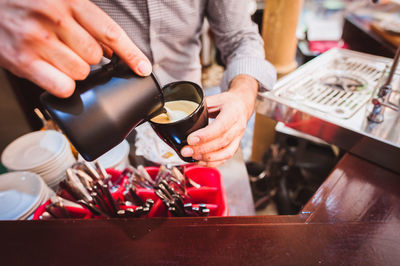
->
[303,154,400,224]
[1,154,399,265]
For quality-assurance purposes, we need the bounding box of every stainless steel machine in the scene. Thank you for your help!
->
[257,48,400,174]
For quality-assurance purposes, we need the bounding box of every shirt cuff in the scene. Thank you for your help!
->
[220,57,277,92]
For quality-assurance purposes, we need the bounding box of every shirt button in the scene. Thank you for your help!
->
[153,63,160,69]
[150,30,157,38]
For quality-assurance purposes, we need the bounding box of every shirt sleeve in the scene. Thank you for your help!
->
[206,0,277,92]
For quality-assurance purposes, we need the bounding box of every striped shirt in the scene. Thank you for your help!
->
[91,0,276,91]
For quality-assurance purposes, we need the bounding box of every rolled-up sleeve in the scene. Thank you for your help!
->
[206,0,277,92]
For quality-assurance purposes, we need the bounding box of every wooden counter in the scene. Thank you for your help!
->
[1,154,399,265]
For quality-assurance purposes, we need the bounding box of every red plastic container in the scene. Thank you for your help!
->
[33,166,228,219]
[33,200,92,220]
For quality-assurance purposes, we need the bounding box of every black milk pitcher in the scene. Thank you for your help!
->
[41,56,165,161]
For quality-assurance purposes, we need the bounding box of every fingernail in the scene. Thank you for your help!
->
[198,161,207,166]
[181,147,193,157]
[137,60,152,76]
[188,136,200,145]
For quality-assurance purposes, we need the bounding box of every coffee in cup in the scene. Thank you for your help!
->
[151,100,199,124]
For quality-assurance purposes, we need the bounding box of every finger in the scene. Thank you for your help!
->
[23,59,75,98]
[71,1,152,76]
[190,124,243,155]
[17,16,90,80]
[36,36,90,81]
[206,93,223,108]
[198,137,241,162]
[55,18,103,65]
[198,160,227,168]
[187,106,234,145]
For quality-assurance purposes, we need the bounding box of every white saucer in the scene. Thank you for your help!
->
[19,178,49,220]
[0,172,44,220]
[1,131,67,171]
[28,143,69,173]
[36,152,75,183]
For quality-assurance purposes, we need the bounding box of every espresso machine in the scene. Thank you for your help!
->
[256,46,400,174]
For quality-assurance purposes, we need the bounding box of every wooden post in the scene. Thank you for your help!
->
[251,0,304,162]
[262,0,304,78]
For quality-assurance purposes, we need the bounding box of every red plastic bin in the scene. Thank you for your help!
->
[33,165,228,219]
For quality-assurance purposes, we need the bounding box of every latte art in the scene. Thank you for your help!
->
[151,100,199,124]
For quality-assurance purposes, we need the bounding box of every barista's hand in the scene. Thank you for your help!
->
[0,0,151,98]
[181,74,258,167]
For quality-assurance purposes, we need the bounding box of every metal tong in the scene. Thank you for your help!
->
[154,180,209,217]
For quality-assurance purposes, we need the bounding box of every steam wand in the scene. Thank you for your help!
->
[367,45,400,123]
